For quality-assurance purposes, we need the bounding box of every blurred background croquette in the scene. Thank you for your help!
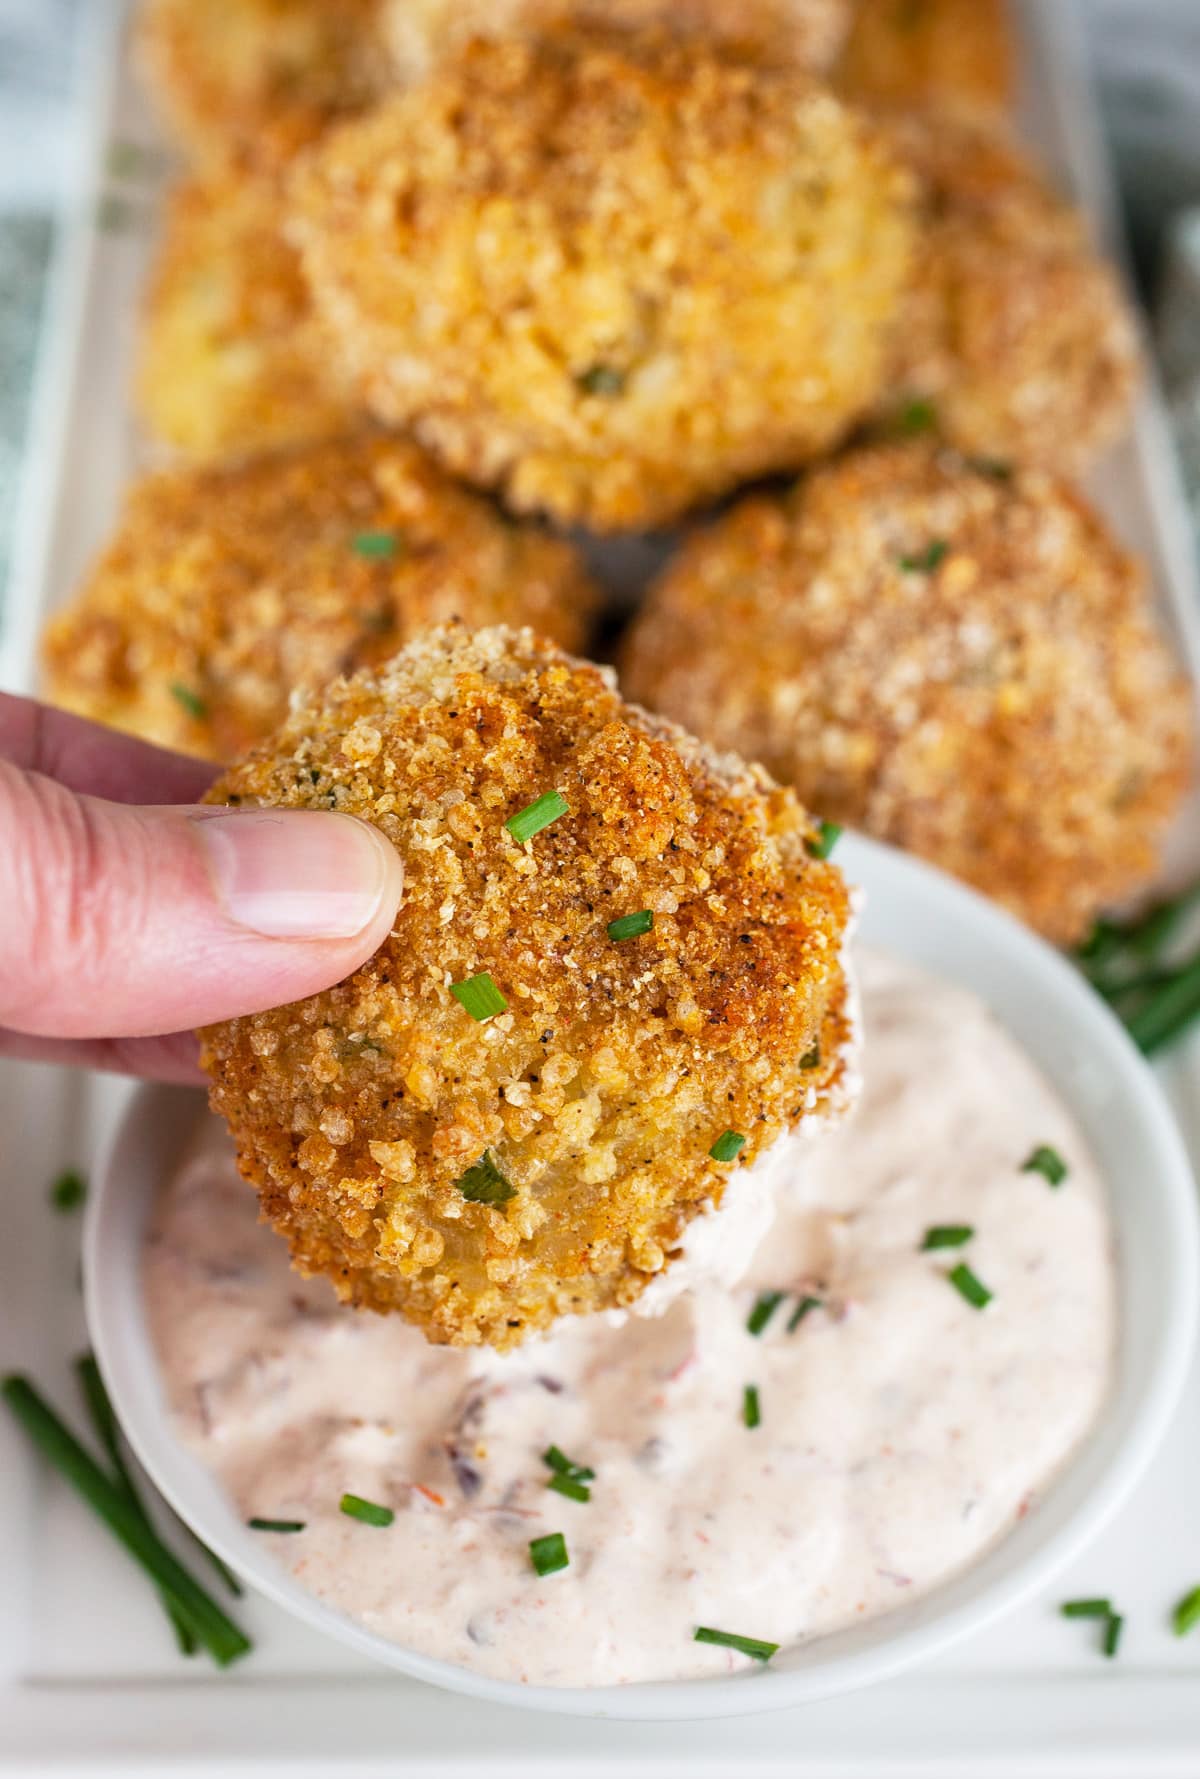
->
[136,174,361,461]
[621,441,1194,945]
[877,109,1140,470]
[835,0,1015,119]
[199,625,855,1348]
[289,26,916,531]
[42,437,599,762]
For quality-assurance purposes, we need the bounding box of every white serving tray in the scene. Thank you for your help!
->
[4,1,1200,1772]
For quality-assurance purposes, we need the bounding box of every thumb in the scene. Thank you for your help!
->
[0,760,403,1039]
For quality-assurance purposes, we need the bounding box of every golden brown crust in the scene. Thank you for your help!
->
[878,109,1139,469]
[136,173,361,461]
[135,0,394,171]
[621,442,1194,944]
[42,438,599,762]
[199,625,853,1347]
[289,26,916,530]
[837,0,1015,117]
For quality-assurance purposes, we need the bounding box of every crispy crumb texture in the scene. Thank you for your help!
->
[622,442,1194,943]
[199,625,853,1347]
[42,437,598,762]
[290,25,915,530]
[837,0,1015,118]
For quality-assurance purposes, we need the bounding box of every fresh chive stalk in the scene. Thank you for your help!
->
[607,910,654,942]
[1172,1584,1200,1637]
[898,539,948,574]
[50,1168,86,1211]
[1061,1598,1114,1619]
[743,1385,761,1430]
[788,1295,823,1331]
[1022,1145,1068,1187]
[529,1531,569,1576]
[1,1375,251,1666]
[456,1151,516,1207]
[449,972,508,1022]
[1103,1614,1124,1658]
[169,683,207,721]
[506,791,569,843]
[694,1626,779,1662]
[248,1517,306,1533]
[351,530,398,558]
[746,1291,784,1337]
[339,1493,394,1528]
[806,820,842,861]
[947,1263,992,1310]
[547,1472,590,1503]
[921,1225,974,1250]
[709,1130,746,1164]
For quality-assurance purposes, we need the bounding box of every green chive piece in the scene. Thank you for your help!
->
[506,790,569,844]
[547,1472,590,1503]
[897,397,938,436]
[169,683,208,721]
[788,1294,823,1331]
[1061,1598,1114,1619]
[709,1130,746,1164]
[921,1224,974,1250]
[50,1168,86,1212]
[694,1626,779,1662]
[1,1375,251,1666]
[1173,1585,1200,1637]
[351,530,398,558]
[806,820,842,860]
[743,1385,761,1429]
[799,1043,821,1070]
[1022,1145,1068,1187]
[898,539,949,574]
[607,909,654,942]
[456,1151,516,1207]
[747,1291,784,1336]
[529,1531,569,1576]
[542,1446,595,1483]
[1126,952,1200,1057]
[248,1517,306,1533]
[339,1493,394,1528]
[947,1263,992,1310]
[577,364,625,397]
[970,455,1013,481]
[1103,1614,1124,1658]
[449,972,508,1022]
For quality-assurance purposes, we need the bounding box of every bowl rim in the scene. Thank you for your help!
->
[85,833,1200,1720]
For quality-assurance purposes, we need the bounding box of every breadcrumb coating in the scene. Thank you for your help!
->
[135,0,394,171]
[290,26,915,530]
[42,438,598,763]
[136,174,361,461]
[621,442,1193,944]
[199,625,853,1348]
[837,0,1014,118]
[879,110,1139,470]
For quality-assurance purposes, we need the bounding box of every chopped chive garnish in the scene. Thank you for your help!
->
[1,1374,251,1666]
[1173,1585,1200,1637]
[529,1531,569,1576]
[248,1517,306,1533]
[1022,1145,1068,1187]
[799,1043,821,1070]
[1061,1598,1114,1619]
[351,530,398,558]
[694,1626,779,1662]
[947,1263,992,1309]
[456,1151,516,1207]
[806,820,842,860]
[169,683,207,721]
[547,1472,590,1503]
[542,1445,595,1483]
[898,396,938,435]
[970,455,1013,480]
[709,1130,746,1164]
[577,364,625,397]
[921,1224,974,1250]
[898,539,948,574]
[50,1168,86,1212]
[743,1385,761,1429]
[339,1493,394,1527]
[449,971,508,1022]
[788,1294,823,1331]
[506,790,569,844]
[747,1291,784,1336]
[1103,1614,1124,1658]
[607,910,654,942]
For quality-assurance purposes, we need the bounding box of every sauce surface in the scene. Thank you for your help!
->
[144,949,1115,1686]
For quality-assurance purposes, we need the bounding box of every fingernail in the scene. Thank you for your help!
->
[194,810,402,940]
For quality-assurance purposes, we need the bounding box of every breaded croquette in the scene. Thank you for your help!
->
[621,442,1193,944]
[199,625,855,1348]
[837,0,1015,118]
[42,438,599,763]
[290,26,916,530]
[137,174,360,461]
[879,110,1139,470]
[135,0,394,171]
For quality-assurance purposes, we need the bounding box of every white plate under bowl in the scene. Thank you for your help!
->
[84,833,1200,1721]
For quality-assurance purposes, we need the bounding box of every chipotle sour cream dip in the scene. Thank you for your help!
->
[144,949,1115,1686]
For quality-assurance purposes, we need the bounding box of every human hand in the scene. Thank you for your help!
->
[0,694,404,1082]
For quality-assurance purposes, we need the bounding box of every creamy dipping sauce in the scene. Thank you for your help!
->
[144,949,1116,1687]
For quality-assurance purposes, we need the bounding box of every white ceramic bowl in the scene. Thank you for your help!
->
[85,834,1199,1720]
